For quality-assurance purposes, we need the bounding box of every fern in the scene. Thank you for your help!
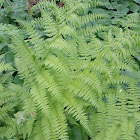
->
[0,0,140,139]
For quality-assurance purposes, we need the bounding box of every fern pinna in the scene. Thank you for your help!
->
[0,0,140,139]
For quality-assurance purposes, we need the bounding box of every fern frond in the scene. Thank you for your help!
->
[36,70,62,100]
[41,11,58,38]
[134,112,140,127]
[78,71,102,95]
[68,79,99,107]
[17,20,46,59]
[31,0,56,13]
[80,13,106,26]
[41,116,58,140]
[0,73,13,83]
[30,82,50,116]
[48,38,72,55]
[105,124,121,140]
[31,17,44,28]
[79,24,108,36]
[89,59,112,80]
[44,54,68,73]
[33,120,45,140]
[0,0,139,139]
[63,94,91,134]
[121,119,135,140]
[0,61,14,72]
[48,103,69,140]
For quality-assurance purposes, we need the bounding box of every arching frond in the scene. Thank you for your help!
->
[0,0,139,139]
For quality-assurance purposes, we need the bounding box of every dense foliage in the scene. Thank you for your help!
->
[0,0,140,140]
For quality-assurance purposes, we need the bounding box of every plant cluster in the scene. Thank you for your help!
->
[0,0,140,140]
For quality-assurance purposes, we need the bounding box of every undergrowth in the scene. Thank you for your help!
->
[0,0,140,140]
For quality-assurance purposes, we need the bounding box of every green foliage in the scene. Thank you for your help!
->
[104,0,140,14]
[92,0,140,26]
[0,0,140,139]
[0,0,33,24]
